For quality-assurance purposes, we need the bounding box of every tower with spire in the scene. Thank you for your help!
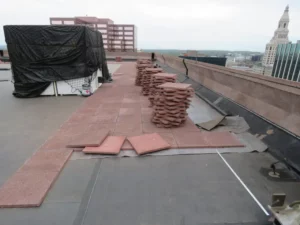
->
[262,5,290,67]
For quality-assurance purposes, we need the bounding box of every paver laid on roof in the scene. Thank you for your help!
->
[172,131,210,148]
[66,130,109,148]
[83,136,126,154]
[0,62,245,209]
[20,148,73,172]
[172,131,244,148]
[0,148,72,208]
[0,170,59,208]
[128,133,171,155]
[203,131,244,148]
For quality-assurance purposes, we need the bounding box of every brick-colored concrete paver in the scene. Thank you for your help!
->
[158,133,178,148]
[0,170,59,208]
[40,134,72,151]
[121,139,134,150]
[128,133,171,155]
[171,118,200,133]
[151,83,194,128]
[173,131,210,148]
[0,148,72,208]
[0,62,245,209]
[20,148,73,172]
[66,130,109,148]
[149,73,177,106]
[142,122,172,133]
[115,121,143,135]
[83,136,126,154]
[158,82,191,90]
[203,131,244,148]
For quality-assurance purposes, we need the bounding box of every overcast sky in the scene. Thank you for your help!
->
[0,0,299,52]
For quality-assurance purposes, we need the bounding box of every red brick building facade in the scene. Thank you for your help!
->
[50,17,137,52]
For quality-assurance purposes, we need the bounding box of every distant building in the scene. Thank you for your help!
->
[251,66,273,76]
[0,45,9,59]
[180,56,227,67]
[262,6,290,67]
[251,55,262,62]
[230,66,252,72]
[182,50,205,57]
[50,17,137,52]
[272,41,300,82]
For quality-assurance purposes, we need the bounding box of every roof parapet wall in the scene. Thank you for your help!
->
[157,54,300,137]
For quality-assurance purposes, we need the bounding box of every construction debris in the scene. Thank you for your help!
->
[149,73,177,106]
[141,68,163,96]
[152,83,194,128]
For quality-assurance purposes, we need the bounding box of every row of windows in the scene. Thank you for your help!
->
[104,45,134,49]
[278,23,287,28]
[50,20,134,31]
[51,20,75,25]
[272,43,300,82]
[103,40,133,44]
[108,26,133,31]
[97,30,134,35]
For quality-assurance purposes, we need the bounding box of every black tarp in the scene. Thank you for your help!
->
[4,25,110,97]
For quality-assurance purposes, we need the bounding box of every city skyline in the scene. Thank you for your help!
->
[0,0,299,51]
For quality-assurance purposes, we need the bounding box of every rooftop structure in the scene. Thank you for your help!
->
[262,5,290,67]
[50,16,137,52]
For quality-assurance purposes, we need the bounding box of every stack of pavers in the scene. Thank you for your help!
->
[135,59,153,86]
[152,83,194,128]
[141,68,163,96]
[149,73,177,106]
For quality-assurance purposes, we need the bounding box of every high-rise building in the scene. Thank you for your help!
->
[262,6,290,67]
[50,17,137,52]
[272,41,300,82]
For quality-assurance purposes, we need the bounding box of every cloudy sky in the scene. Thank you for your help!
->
[0,0,299,52]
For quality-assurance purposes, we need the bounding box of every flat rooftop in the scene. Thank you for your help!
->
[0,62,299,224]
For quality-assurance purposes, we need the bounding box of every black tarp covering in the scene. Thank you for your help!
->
[4,25,110,97]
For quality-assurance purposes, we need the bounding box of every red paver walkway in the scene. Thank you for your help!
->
[0,62,244,208]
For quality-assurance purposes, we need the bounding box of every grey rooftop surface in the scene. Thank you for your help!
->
[0,66,299,225]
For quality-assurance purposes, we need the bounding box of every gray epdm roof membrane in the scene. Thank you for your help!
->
[0,63,299,225]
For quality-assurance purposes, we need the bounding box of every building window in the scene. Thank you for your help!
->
[284,23,286,28]
[97,24,107,28]
[51,20,62,25]
[64,20,74,25]
[270,47,272,50]
[98,29,107,33]
[124,27,133,30]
